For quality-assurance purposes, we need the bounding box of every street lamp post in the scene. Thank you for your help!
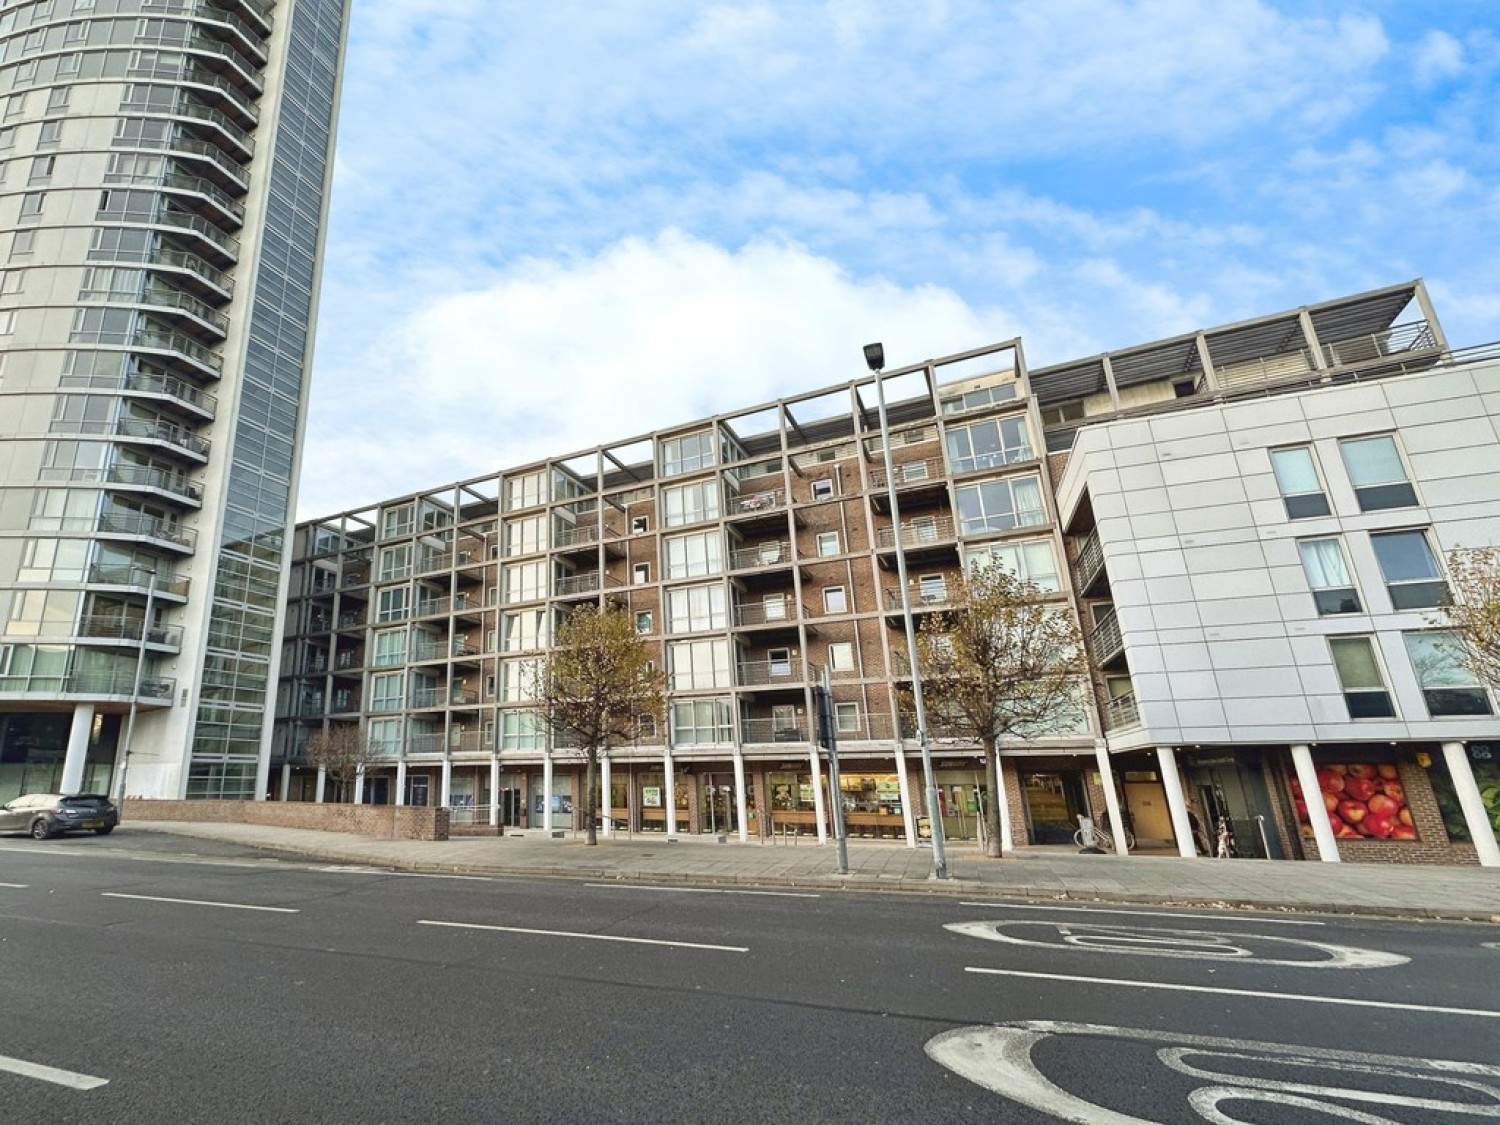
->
[864,342,949,880]
[115,572,157,817]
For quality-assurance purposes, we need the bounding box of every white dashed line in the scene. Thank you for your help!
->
[0,1053,108,1090]
[0,881,27,888]
[957,901,1325,925]
[419,918,748,952]
[102,892,299,913]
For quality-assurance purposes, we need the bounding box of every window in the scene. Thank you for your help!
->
[954,475,1045,535]
[637,714,657,740]
[0,310,13,335]
[370,672,405,713]
[19,193,45,220]
[942,382,1018,415]
[670,698,733,745]
[823,586,848,613]
[946,415,1033,472]
[501,610,547,652]
[635,610,652,635]
[21,30,44,54]
[3,95,23,121]
[376,587,409,623]
[1371,530,1447,610]
[503,514,545,557]
[372,628,408,668]
[503,470,546,511]
[632,562,650,585]
[1040,400,1085,427]
[10,230,34,258]
[662,431,716,476]
[827,642,854,672]
[965,539,1060,592]
[768,647,792,677]
[378,544,412,582]
[36,120,61,148]
[1297,538,1361,615]
[46,87,70,114]
[1270,446,1330,519]
[1329,637,1395,719]
[0,127,15,150]
[502,560,545,603]
[501,710,545,750]
[666,583,726,633]
[368,718,402,756]
[28,155,53,184]
[816,531,839,557]
[762,593,788,621]
[631,515,649,534]
[664,531,723,578]
[668,639,730,690]
[1404,632,1492,717]
[381,504,413,539]
[662,480,720,527]
[917,574,947,604]
[1340,435,1417,512]
[835,702,859,734]
[810,479,834,501]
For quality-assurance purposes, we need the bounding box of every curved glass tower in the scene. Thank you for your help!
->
[0,0,349,801]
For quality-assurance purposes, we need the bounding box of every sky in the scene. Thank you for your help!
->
[296,0,1500,518]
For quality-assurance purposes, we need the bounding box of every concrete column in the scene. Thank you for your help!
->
[1443,742,1500,867]
[663,748,676,836]
[60,704,94,794]
[732,748,749,843]
[489,756,500,828]
[395,760,407,806]
[1291,743,1340,863]
[1156,747,1197,858]
[353,766,366,805]
[315,767,327,804]
[440,758,452,809]
[894,746,917,847]
[995,749,1014,853]
[278,762,291,803]
[543,753,555,832]
[808,744,827,845]
[1094,740,1128,856]
[600,753,613,837]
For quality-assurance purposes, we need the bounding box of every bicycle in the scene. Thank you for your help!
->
[1073,820,1135,852]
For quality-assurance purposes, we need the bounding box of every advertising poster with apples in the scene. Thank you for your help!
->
[1288,763,1417,842]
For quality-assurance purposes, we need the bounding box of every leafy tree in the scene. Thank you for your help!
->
[532,604,665,845]
[1441,546,1500,690]
[913,566,1088,857]
[305,724,379,802]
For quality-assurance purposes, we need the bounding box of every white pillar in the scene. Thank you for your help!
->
[663,747,677,836]
[60,704,94,794]
[395,760,407,806]
[440,758,452,809]
[543,753,555,832]
[1156,747,1197,858]
[808,744,827,845]
[732,748,749,843]
[315,767,327,804]
[1291,743,1340,863]
[894,746,917,847]
[1094,740,1128,856]
[353,765,366,805]
[278,762,291,803]
[995,749,1014,853]
[600,753,613,837]
[489,756,501,828]
[1443,742,1500,867]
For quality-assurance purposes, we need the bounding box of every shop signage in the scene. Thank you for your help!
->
[642,786,662,808]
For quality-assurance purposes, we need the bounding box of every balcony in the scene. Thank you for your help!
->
[117,129,249,192]
[554,521,622,557]
[874,515,955,551]
[155,0,272,63]
[725,486,788,530]
[0,672,174,702]
[76,616,183,649]
[85,564,190,600]
[334,649,364,671]
[106,463,204,506]
[411,636,480,662]
[413,593,482,619]
[336,609,366,630]
[741,717,809,744]
[868,457,949,511]
[729,539,793,572]
[554,572,611,599]
[70,322,224,379]
[736,658,803,688]
[115,415,212,461]
[1105,691,1140,730]
[95,512,196,550]
[410,685,480,709]
[1088,607,1125,668]
[883,582,951,615]
[947,445,1036,476]
[731,597,804,629]
[1075,529,1107,596]
[88,242,234,302]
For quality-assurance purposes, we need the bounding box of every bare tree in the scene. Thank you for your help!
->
[531,604,665,845]
[304,724,379,802]
[913,566,1088,857]
[1441,547,1500,691]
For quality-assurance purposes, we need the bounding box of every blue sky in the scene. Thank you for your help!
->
[297,0,1500,517]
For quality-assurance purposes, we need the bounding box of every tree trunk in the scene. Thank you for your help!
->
[585,746,598,846]
[983,736,1003,858]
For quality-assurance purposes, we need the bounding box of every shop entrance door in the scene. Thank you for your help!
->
[702,774,737,834]
[1188,755,1283,859]
[406,775,430,807]
[1020,770,1086,845]
[499,787,523,827]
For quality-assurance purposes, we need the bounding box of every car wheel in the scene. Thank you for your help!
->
[30,818,53,840]
[94,825,114,836]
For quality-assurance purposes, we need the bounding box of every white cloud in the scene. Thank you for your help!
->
[1414,29,1465,85]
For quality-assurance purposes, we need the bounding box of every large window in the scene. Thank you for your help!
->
[965,538,1060,591]
[670,698,734,745]
[662,431,716,476]
[372,627,408,668]
[1329,637,1395,719]
[370,672,405,713]
[504,470,546,511]
[381,503,413,539]
[499,658,539,702]
[954,475,1045,535]
[376,586,408,623]
[666,583,727,633]
[1404,632,1492,717]
[500,710,546,750]
[945,415,1033,473]
[1270,446,1330,519]
[368,718,402,756]
[502,560,546,603]
[1340,435,1418,512]
[501,610,548,652]
[503,515,545,557]
[662,480,720,527]
[378,544,411,582]
[665,531,724,578]
[1297,538,1361,615]
[1370,530,1447,610]
[668,639,731,690]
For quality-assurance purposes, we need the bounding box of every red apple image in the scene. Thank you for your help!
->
[1337,799,1368,826]
[1323,791,1341,813]
[1362,813,1396,839]
[1366,793,1400,818]
[1398,808,1414,827]
[1390,825,1419,840]
[1376,764,1399,780]
[1294,799,1309,821]
[1344,777,1378,802]
[1380,781,1405,802]
[1335,823,1363,839]
[1347,764,1377,779]
[1317,769,1346,794]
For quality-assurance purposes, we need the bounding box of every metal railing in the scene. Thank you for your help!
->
[1075,529,1105,590]
[726,487,786,516]
[116,415,212,458]
[869,456,944,489]
[69,323,225,375]
[740,717,809,743]
[0,672,174,700]
[729,540,792,569]
[947,445,1036,475]
[1088,608,1124,665]
[88,243,234,297]
[1105,691,1140,730]
[732,598,799,627]
[884,584,950,611]
[875,515,955,550]
[96,511,196,548]
[736,658,801,686]
[554,572,603,596]
[141,0,271,62]
[85,564,190,598]
[115,130,250,189]
[76,616,183,647]
[106,462,204,503]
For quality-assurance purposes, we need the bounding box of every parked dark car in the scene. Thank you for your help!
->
[0,793,119,839]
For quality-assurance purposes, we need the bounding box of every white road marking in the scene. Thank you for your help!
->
[316,865,492,881]
[963,967,1500,1018]
[957,901,1324,926]
[101,892,299,913]
[583,883,820,898]
[1483,941,1500,951]
[0,1053,109,1090]
[0,881,27,888]
[418,918,748,952]
[948,920,1407,968]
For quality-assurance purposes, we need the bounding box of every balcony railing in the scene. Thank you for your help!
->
[1088,608,1124,665]
[869,456,945,489]
[726,487,786,516]
[740,717,809,743]
[1076,529,1105,591]
[69,323,224,376]
[0,672,174,700]
[729,540,792,570]
[106,462,204,504]
[875,516,955,550]
[116,129,249,190]
[142,0,271,62]
[88,243,234,298]
[732,598,799,627]
[95,512,197,548]
[85,564,190,598]
[1105,691,1139,730]
[116,415,212,459]
[410,686,480,709]
[76,616,183,648]
[947,446,1035,475]
[884,584,950,612]
[736,658,800,686]
[554,572,603,597]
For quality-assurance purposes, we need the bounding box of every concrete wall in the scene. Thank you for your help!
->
[124,799,449,841]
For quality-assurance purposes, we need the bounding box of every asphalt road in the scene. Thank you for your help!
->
[2,832,1498,1123]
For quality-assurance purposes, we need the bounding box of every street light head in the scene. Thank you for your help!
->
[863,342,885,372]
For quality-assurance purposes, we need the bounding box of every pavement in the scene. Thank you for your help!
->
[111,819,1500,923]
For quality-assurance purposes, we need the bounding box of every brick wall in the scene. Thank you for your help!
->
[1334,759,1480,867]
[124,799,450,841]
